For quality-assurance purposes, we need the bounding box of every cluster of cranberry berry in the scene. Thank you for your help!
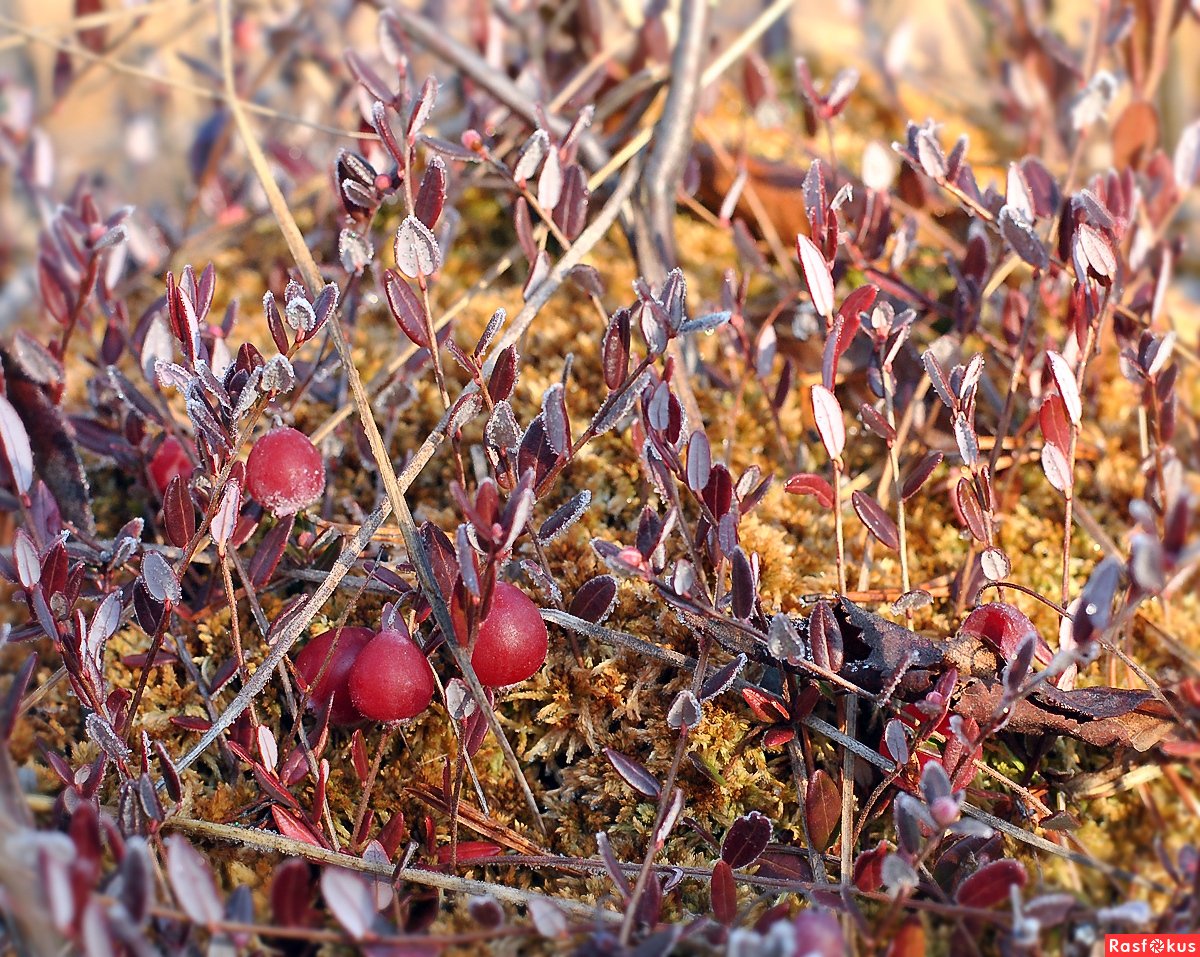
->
[241,426,549,725]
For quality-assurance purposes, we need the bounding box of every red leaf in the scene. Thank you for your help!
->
[721,811,772,869]
[805,769,841,851]
[272,806,327,848]
[742,687,790,723]
[711,859,737,926]
[384,270,430,349]
[436,842,501,864]
[954,859,1027,909]
[1038,393,1072,453]
[785,472,835,509]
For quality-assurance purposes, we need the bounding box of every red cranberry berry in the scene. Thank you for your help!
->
[348,629,435,722]
[148,436,193,494]
[294,626,374,726]
[465,582,548,688]
[246,427,325,516]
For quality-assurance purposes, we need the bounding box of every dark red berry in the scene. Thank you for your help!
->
[148,436,193,495]
[465,582,548,688]
[294,626,373,726]
[246,427,325,516]
[348,629,435,722]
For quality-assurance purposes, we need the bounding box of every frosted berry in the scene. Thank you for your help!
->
[246,427,325,516]
[294,626,373,726]
[348,629,435,722]
[466,582,548,688]
[148,436,193,494]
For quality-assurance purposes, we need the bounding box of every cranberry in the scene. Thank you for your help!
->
[464,582,548,688]
[348,629,435,722]
[148,436,193,494]
[293,626,373,726]
[246,427,325,516]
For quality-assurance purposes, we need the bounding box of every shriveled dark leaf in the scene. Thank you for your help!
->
[851,491,900,550]
[808,599,843,672]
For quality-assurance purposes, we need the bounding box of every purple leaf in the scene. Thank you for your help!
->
[383,271,429,349]
[730,547,755,619]
[721,811,772,868]
[851,491,899,550]
[538,490,591,544]
[686,431,711,492]
[901,450,943,500]
[414,156,447,229]
[667,690,702,730]
[141,551,180,604]
[999,206,1048,271]
[569,575,617,624]
[604,747,660,798]
[808,599,843,671]
[700,653,746,699]
[806,769,840,851]
[528,898,568,939]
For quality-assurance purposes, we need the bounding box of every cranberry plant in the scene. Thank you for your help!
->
[0,2,1198,955]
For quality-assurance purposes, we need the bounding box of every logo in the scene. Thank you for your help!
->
[1106,936,1200,954]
